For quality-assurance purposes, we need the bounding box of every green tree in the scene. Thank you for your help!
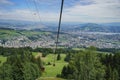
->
[61,48,105,80]
[0,64,13,80]
[61,64,75,79]
[64,53,72,62]
[112,69,119,80]
[57,54,61,60]
[23,62,41,80]
[0,49,42,80]
[35,56,43,70]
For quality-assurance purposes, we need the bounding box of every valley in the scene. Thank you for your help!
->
[0,27,120,48]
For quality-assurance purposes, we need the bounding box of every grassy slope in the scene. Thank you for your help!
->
[0,29,20,39]
[39,77,65,80]
[0,55,7,66]
[42,54,67,77]
[32,52,67,80]
[19,30,50,37]
[0,29,51,40]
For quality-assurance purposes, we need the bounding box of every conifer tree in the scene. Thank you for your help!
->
[57,54,61,60]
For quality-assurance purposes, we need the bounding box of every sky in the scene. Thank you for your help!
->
[0,0,120,23]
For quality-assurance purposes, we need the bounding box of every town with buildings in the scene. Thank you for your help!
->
[0,30,120,49]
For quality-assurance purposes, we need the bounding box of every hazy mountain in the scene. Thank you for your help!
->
[67,23,120,33]
[0,20,120,33]
[74,23,108,32]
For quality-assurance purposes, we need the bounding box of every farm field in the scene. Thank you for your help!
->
[0,29,51,40]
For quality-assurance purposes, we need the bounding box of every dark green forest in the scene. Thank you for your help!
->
[0,47,43,80]
[60,47,120,80]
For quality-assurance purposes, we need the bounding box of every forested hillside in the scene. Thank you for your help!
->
[0,47,120,80]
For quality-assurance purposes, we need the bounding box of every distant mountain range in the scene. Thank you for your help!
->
[0,20,120,33]
[70,23,120,33]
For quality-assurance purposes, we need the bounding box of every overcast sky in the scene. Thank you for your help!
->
[0,0,120,23]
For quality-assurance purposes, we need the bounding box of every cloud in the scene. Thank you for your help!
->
[0,0,14,5]
[0,9,60,22]
[61,0,120,23]
[0,0,120,23]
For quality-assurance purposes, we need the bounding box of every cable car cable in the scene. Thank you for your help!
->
[33,0,43,24]
[53,0,64,66]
